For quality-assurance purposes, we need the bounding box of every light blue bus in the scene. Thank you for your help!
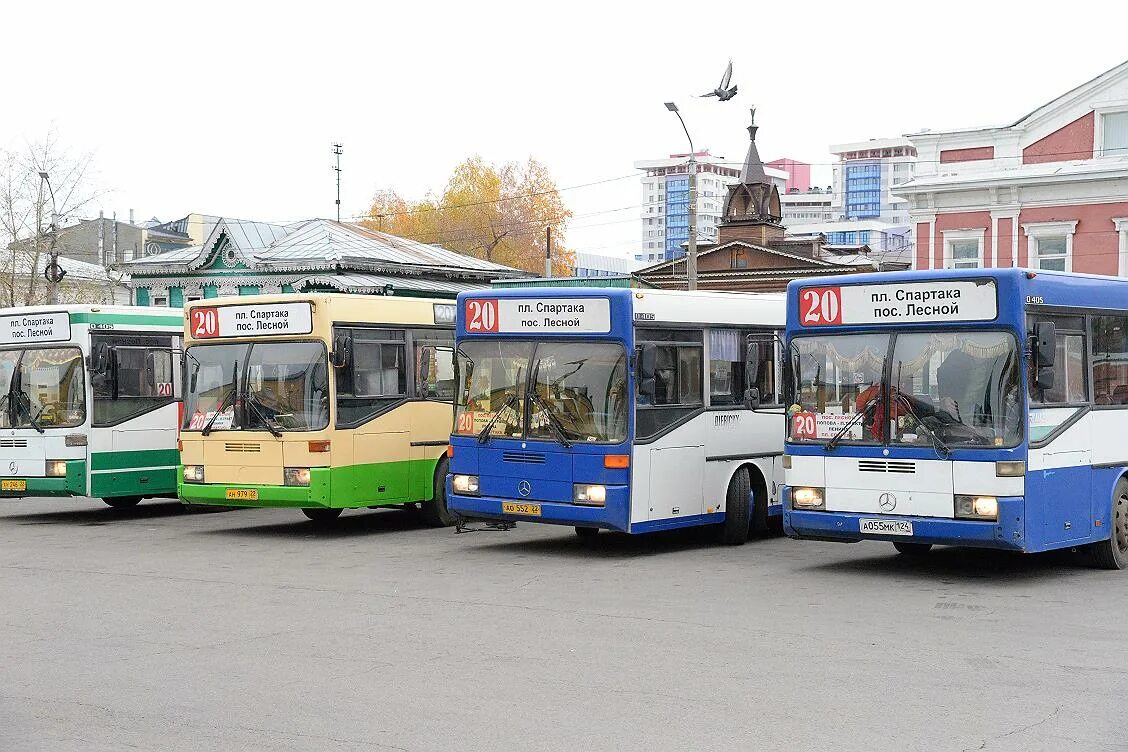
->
[447,287,785,544]
[782,268,1127,569]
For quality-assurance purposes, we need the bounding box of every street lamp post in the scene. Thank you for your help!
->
[664,102,697,291]
[37,171,64,304]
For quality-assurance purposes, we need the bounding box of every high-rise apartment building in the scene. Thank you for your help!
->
[829,138,917,225]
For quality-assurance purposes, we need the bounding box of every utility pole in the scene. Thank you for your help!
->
[664,103,697,291]
[545,225,553,278]
[332,143,343,222]
[38,172,64,304]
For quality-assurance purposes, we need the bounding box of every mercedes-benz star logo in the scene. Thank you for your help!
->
[518,480,532,498]
[7,461,16,475]
[878,492,897,512]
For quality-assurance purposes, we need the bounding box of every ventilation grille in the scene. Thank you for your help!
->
[0,438,28,448]
[224,442,261,453]
[858,459,916,474]
[502,451,546,465]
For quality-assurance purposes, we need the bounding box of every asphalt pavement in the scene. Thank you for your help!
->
[1,497,1126,752]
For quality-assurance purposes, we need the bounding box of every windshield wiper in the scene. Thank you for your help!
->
[477,392,518,444]
[892,389,950,459]
[527,389,573,448]
[202,359,240,436]
[825,396,878,452]
[243,392,283,438]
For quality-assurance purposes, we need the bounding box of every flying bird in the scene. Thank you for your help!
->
[701,59,738,101]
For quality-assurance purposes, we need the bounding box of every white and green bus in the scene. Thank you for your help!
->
[0,305,183,507]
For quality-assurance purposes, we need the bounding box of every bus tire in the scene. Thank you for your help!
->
[893,542,933,557]
[721,467,751,545]
[1090,479,1128,570]
[103,496,142,508]
[575,526,599,538]
[302,508,342,523]
[749,466,770,535]
[422,457,454,527]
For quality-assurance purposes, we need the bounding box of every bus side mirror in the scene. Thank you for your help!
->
[1034,322,1056,368]
[637,345,657,399]
[331,333,352,369]
[1033,322,1056,391]
[90,342,110,375]
[744,387,761,409]
[745,342,761,387]
[417,346,435,397]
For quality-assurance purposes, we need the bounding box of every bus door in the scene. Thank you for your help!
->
[334,326,411,503]
[636,328,706,520]
[1028,317,1092,544]
[409,331,455,498]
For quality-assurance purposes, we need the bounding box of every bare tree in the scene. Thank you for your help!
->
[0,131,102,306]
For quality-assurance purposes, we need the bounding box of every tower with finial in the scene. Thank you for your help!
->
[718,108,784,247]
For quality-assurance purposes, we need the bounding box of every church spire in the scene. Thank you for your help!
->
[740,107,768,184]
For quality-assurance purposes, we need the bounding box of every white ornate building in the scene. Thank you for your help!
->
[118,215,524,306]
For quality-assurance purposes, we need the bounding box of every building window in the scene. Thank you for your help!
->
[943,229,985,269]
[1099,111,1128,157]
[1023,221,1077,272]
[152,295,168,306]
[731,248,750,269]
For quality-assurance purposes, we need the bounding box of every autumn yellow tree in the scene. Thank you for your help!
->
[362,156,574,276]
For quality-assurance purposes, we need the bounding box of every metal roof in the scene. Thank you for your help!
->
[302,273,491,294]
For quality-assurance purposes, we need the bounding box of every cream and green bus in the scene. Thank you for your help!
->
[0,305,183,507]
[178,294,457,524]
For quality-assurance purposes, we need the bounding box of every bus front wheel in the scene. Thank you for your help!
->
[302,508,342,523]
[893,542,933,557]
[422,457,455,527]
[1091,480,1128,570]
[103,496,142,508]
[720,467,751,546]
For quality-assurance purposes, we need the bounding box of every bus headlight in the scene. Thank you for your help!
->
[573,483,607,506]
[183,465,204,483]
[46,460,67,477]
[955,495,998,520]
[792,486,825,510]
[284,468,311,487]
[452,474,479,495]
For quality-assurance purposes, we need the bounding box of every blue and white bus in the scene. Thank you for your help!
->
[782,268,1128,569]
[447,287,785,544]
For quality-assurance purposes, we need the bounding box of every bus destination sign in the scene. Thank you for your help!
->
[0,311,71,345]
[798,280,997,326]
[189,302,314,339]
[464,297,611,334]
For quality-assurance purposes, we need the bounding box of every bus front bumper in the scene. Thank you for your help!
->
[448,484,630,533]
[782,487,1028,552]
[0,460,87,498]
[178,467,331,509]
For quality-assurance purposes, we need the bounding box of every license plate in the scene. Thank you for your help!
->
[501,502,541,516]
[859,518,913,536]
[1,479,26,492]
[225,488,258,501]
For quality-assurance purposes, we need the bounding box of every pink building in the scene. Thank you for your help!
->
[897,60,1128,274]
[767,158,811,194]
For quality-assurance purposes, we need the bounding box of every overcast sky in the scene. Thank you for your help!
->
[2,0,1125,259]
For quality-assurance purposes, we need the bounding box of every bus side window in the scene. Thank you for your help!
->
[708,328,778,408]
[1029,316,1087,406]
[636,328,703,439]
[416,345,455,401]
[91,334,176,426]
[335,327,407,426]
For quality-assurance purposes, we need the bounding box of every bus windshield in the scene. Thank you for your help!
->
[0,347,86,429]
[455,340,628,443]
[789,330,1021,448]
[183,341,329,432]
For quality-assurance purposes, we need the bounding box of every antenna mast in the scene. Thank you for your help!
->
[332,143,344,221]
